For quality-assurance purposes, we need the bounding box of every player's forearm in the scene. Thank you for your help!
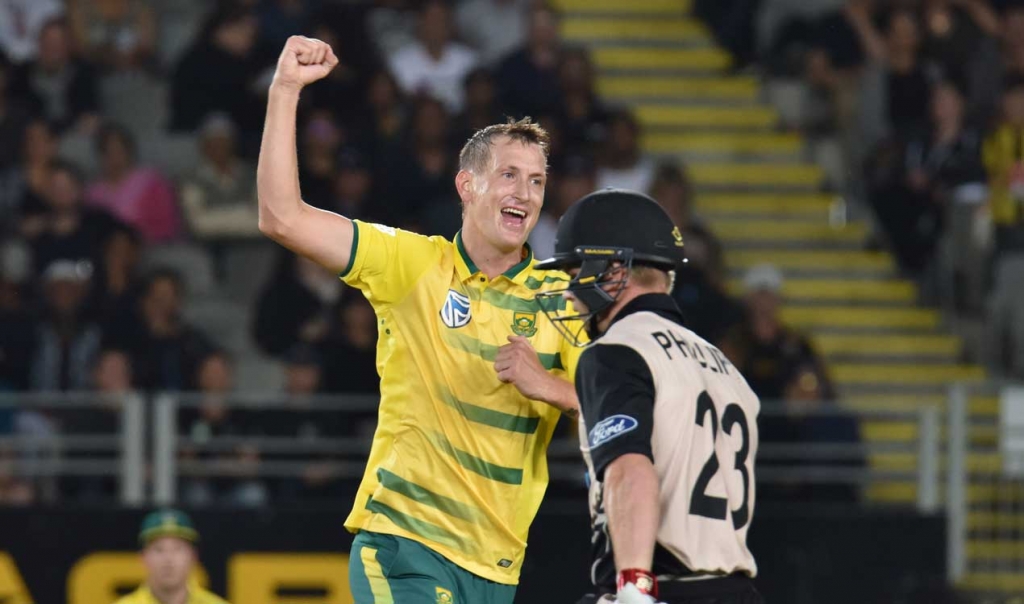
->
[536,375,580,419]
[257,83,306,239]
[605,453,660,572]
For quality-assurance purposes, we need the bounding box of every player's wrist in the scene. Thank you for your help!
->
[617,569,658,599]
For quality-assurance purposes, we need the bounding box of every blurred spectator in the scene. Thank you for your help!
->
[298,112,344,209]
[181,351,269,508]
[87,223,140,328]
[357,68,408,159]
[169,6,263,136]
[10,17,100,134]
[0,242,35,392]
[0,0,64,64]
[325,146,394,225]
[394,97,459,236]
[530,153,596,259]
[646,160,744,345]
[0,57,33,174]
[92,348,133,394]
[301,23,370,134]
[720,264,833,402]
[30,259,102,391]
[454,68,503,144]
[254,252,343,357]
[85,124,180,244]
[457,0,529,67]
[387,0,478,113]
[180,114,259,240]
[758,362,863,504]
[24,160,119,273]
[322,297,380,395]
[367,0,416,60]
[852,7,933,140]
[556,47,608,153]
[693,0,759,68]
[919,0,999,88]
[982,78,1024,258]
[496,3,563,119]
[0,447,35,506]
[596,109,655,193]
[257,0,313,51]
[107,269,213,391]
[274,343,349,502]
[68,0,157,72]
[0,119,58,224]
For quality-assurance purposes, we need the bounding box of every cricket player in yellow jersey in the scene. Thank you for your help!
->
[114,509,229,604]
[257,37,582,603]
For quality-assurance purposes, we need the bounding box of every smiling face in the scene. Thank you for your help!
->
[459,136,547,254]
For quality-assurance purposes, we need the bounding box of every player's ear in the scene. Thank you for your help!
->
[455,170,475,205]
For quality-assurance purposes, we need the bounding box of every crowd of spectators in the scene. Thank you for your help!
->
[0,0,842,506]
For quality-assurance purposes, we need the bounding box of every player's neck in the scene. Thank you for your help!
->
[596,286,660,334]
[148,582,189,604]
[460,228,524,280]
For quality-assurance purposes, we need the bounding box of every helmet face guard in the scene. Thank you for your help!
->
[535,246,633,348]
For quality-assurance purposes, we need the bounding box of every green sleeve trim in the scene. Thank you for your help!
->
[338,220,360,279]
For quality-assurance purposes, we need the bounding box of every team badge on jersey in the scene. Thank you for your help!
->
[436,586,454,603]
[440,289,472,328]
[511,311,538,337]
[588,414,638,449]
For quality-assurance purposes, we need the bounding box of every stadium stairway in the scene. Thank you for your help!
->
[553,0,1013,593]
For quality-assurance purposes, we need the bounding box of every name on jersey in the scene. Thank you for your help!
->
[440,289,472,328]
[651,329,731,375]
[588,414,638,449]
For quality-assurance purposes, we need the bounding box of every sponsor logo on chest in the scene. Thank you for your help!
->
[440,289,472,328]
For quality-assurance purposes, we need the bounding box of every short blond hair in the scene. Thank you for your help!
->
[630,265,675,294]
[458,117,550,173]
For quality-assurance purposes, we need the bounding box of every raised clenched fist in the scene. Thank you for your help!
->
[272,36,339,91]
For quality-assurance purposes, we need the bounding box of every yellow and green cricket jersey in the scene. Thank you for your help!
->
[113,584,228,604]
[340,220,584,585]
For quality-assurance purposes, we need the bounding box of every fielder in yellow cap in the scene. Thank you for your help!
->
[113,509,229,604]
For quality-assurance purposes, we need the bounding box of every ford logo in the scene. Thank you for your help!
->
[588,414,638,449]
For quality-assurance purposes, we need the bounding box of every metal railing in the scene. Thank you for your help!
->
[0,392,946,512]
[946,381,1024,594]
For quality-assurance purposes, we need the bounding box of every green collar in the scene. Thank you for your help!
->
[454,231,534,281]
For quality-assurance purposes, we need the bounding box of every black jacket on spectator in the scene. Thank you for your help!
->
[11,60,99,133]
[105,316,213,392]
[496,48,562,119]
[170,41,263,136]
[29,209,120,274]
[671,264,745,347]
[253,256,342,357]
[725,324,830,402]
[0,307,36,392]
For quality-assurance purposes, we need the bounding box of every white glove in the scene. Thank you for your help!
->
[613,583,666,604]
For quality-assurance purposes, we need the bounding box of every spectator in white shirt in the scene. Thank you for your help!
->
[455,0,529,67]
[0,0,63,64]
[387,0,477,113]
[596,108,655,193]
[180,113,259,240]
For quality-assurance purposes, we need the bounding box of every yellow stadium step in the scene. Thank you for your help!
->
[960,573,1024,591]
[842,395,997,416]
[690,163,824,188]
[562,18,709,42]
[868,482,1008,505]
[813,333,958,357]
[645,132,802,155]
[780,306,941,330]
[727,250,894,272]
[968,540,1024,561]
[726,279,917,303]
[711,221,866,244]
[592,47,731,71]
[831,363,987,386]
[599,76,760,102]
[552,0,691,15]
[970,512,1024,531]
[636,105,777,129]
[860,422,995,445]
[696,193,834,216]
[868,452,999,474]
